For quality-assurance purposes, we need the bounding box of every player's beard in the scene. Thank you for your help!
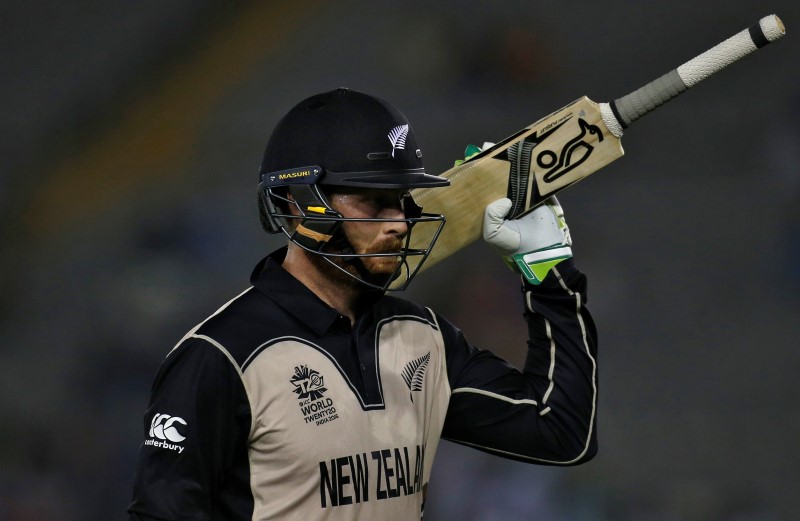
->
[313,233,406,290]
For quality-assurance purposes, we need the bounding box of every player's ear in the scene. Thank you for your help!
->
[282,191,303,232]
[266,187,301,231]
[271,188,299,216]
[284,191,299,214]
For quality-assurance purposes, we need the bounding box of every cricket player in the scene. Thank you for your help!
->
[128,88,598,520]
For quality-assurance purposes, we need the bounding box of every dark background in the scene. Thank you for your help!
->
[1,1,798,519]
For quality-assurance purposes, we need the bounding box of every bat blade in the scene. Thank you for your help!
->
[394,97,623,288]
[391,15,785,290]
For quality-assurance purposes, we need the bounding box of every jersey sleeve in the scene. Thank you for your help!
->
[439,259,598,465]
[128,336,253,520]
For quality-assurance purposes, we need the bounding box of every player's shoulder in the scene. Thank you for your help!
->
[372,294,439,327]
[186,285,293,368]
[373,293,424,314]
[376,295,465,345]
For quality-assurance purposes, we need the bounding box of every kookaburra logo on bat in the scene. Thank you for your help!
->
[537,118,604,183]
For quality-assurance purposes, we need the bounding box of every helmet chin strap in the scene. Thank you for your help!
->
[323,223,355,256]
[322,228,377,283]
[287,184,342,252]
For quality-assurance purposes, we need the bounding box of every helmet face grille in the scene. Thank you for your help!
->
[261,184,446,292]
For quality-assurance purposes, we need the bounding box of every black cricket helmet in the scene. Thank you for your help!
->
[257,88,449,291]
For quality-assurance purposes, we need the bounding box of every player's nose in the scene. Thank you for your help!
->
[380,206,409,237]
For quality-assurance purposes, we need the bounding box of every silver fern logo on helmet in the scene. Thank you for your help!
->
[388,124,409,157]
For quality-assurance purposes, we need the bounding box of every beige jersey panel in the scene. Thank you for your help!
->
[241,317,449,521]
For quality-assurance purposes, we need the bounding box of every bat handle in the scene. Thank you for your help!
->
[600,14,785,137]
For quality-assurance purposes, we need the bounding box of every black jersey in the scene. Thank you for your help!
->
[128,248,598,521]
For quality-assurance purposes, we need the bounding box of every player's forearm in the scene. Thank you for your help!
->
[439,264,598,465]
[521,259,598,461]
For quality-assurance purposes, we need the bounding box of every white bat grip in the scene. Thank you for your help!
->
[677,15,785,86]
[602,14,785,136]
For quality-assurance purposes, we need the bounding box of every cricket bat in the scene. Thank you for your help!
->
[394,14,785,288]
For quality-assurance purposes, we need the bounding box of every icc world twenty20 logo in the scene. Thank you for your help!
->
[291,365,327,401]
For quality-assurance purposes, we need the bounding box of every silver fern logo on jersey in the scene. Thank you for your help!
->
[388,124,409,157]
[401,352,430,402]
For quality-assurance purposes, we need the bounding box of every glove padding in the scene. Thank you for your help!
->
[454,142,496,166]
[483,196,573,285]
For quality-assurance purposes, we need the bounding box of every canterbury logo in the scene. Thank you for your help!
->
[149,413,187,443]
[388,124,409,157]
[401,352,430,402]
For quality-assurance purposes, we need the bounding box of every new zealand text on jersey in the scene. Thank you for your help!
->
[319,444,426,508]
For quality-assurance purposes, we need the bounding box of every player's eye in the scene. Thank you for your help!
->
[368,191,407,211]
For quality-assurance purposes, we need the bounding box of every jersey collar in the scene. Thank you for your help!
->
[250,247,346,336]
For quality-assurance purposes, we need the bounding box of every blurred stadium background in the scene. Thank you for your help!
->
[1,1,799,519]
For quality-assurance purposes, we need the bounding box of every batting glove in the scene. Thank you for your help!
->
[483,196,573,285]
[453,142,496,166]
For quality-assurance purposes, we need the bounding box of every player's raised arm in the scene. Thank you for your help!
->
[438,196,597,464]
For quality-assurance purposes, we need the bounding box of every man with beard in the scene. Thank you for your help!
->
[128,88,598,521]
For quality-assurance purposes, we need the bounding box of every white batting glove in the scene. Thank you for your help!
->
[483,196,573,285]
